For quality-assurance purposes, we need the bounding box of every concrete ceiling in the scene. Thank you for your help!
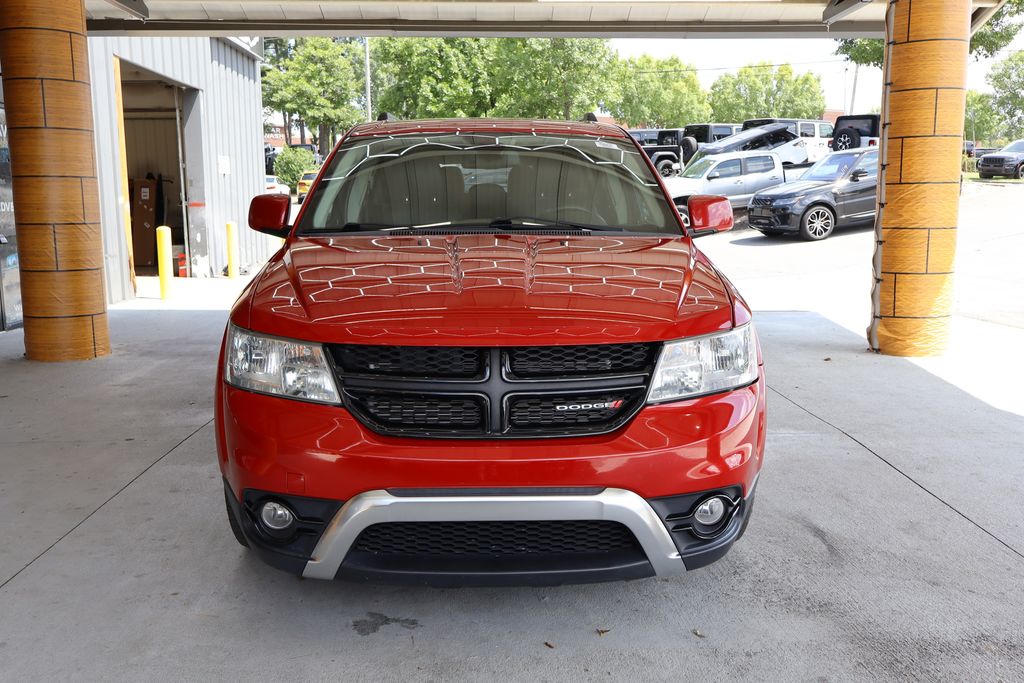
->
[84,1,1007,39]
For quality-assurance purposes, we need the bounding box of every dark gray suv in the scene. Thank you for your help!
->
[747,148,879,240]
[977,140,1024,180]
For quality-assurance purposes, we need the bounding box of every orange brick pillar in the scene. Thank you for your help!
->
[870,0,970,356]
[0,0,110,360]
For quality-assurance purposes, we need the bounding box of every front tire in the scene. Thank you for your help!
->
[1017,165,1024,180]
[979,173,992,180]
[799,206,835,241]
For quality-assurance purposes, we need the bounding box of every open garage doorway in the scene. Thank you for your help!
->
[117,62,194,279]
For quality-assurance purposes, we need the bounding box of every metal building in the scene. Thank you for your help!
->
[87,36,274,304]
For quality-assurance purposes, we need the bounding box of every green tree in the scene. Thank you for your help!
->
[964,90,1005,144]
[372,38,495,118]
[489,38,614,119]
[989,51,1024,138]
[709,64,825,122]
[286,38,364,154]
[273,147,316,190]
[262,38,297,145]
[835,0,1024,68]
[608,55,711,127]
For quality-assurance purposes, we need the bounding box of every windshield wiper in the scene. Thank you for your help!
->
[302,222,410,234]
[488,217,627,232]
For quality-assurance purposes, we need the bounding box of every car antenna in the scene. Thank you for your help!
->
[376,112,396,122]
[582,112,599,123]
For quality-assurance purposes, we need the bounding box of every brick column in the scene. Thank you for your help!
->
[0,0,110,360]
[871,0,971,356]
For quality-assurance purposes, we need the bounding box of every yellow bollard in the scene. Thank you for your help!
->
[156,225,172,300]
[226,221,239,278]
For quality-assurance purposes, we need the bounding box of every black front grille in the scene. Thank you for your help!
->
[508,343,654,378]
[350,392,484,431]
[352,520,641,556]
[333,345,483,379]
[750,197,773,207]
[331,342,658,438]
[508,391,645,429]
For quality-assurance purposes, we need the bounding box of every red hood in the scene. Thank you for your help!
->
[240,234,734,345]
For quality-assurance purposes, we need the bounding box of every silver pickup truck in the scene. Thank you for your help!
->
[663,151,806,210]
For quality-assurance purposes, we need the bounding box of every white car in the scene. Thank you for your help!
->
[664,151,792,210]
[685,123,809,170]
[742,118,834,162]
[264,175,290,196]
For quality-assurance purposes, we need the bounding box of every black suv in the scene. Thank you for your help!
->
[748,148,879,240]
[977,140,1024,179]
[629,128,698,176]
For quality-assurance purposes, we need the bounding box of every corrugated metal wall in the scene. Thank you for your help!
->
[89,37,274,304]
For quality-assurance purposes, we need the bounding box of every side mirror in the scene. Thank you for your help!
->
[248,194,291,237]
[850,169,869,182]
[687,195,734,237]
[707,171,721,180]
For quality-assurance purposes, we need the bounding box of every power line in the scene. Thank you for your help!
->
[632,58,851,75]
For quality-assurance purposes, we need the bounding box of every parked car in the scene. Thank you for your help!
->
[264,175,290,196]
[963,140,976,158]
[665,151,798,214]
[223,118,765,585]
[628,129,660,145]
[747,148,879,240]
[686,123,809,169]
[295,170,318,203]
[683,123,742,144]
[829,114,880,151]
[977,140,1024,179]
[742,118,833,162]
[632,128,698,176]
[264,145,278,175]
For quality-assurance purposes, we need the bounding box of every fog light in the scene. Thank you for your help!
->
[694,496,729,526]
[260,501,295,534]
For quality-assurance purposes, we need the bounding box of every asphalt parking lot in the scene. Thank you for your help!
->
[1,183,1022,681]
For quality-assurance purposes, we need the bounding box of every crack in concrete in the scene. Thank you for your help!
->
[769,386,1024,563]
[0,419,215,592]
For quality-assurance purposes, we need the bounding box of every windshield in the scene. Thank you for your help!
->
[301,173,317,181]
[802,152,862,181]
[1001,141,1024,153]
[296,132,681,235]
[681,157,716,179]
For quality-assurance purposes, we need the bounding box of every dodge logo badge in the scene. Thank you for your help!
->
[555,400,624,411]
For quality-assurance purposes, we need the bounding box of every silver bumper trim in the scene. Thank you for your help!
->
[302,488,684,580]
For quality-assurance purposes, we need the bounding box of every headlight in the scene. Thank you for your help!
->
[224,325,340,404]
[648,325,758,403]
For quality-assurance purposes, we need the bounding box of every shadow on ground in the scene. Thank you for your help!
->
[0,309,1022,680]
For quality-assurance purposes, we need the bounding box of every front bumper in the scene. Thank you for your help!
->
[226,480,757,585]
[978,163,1017,175]
[217,369,766,584]
[747,204,801,231]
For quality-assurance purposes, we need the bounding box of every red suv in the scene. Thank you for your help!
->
[217,118,766,585]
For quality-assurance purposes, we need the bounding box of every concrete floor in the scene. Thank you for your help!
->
[1,183,1023,680]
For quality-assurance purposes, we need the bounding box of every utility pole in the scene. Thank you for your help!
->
[849,63,860,114]
[364,37,372,122]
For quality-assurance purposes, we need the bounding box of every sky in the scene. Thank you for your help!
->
[611,33,1024,115]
